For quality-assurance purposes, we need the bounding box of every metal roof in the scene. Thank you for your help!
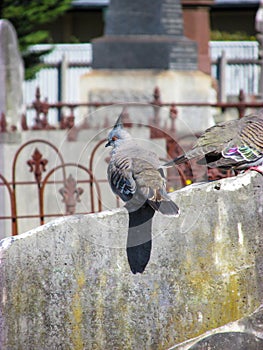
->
[71,0,109,8]
[214,0,259,6]
[71,0,260,6]
[215,0,258,3]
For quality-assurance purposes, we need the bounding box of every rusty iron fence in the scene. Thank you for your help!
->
[1,86,263,236]
[0,85,256,151]
[0,134,187,236]
[0,139,105,236]
[20,85,263,132]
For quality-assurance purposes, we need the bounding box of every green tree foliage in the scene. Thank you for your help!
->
[1,0,71,80]
[210,30,256,42]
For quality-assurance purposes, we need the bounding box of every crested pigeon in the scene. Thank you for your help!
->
[163,111,263,174]
[106,113,179,274]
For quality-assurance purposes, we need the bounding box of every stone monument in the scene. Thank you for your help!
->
[92,0,198,70]
[0,20,24,238]
[80,0,215,135]
[0,19,24,128]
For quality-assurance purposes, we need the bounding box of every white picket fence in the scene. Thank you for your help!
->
[24,44,92,125]
[24,41,261,124]
[210,41,260,98]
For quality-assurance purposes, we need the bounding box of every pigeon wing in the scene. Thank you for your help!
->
[220,116,263,165]
[188,119,240,160]
[108,154,136,202]
[164,112,263,168]
[200,115,263,168]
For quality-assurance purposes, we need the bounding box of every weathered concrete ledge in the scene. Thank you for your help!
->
[170,304,263,349]
[0,171,262,349]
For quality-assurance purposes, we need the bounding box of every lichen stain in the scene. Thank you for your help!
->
[148,281,162,348]
[111,285,134,349]
[173,246,259,344]
[70,270,86,350]
[118,305,130,336]
[94,272,108,347]
[223,274,241,321]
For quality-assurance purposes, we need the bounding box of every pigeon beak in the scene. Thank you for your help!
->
[105,140,111,147]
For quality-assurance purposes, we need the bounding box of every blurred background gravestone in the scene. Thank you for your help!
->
[0,19,24,129]
[92,0,197,70]
[80,0,216,136]
[0,20,24,238]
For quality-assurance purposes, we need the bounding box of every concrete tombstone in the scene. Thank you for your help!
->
[0,19,24,128]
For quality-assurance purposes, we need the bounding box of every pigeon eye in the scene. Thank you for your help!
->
[112,136,118,141]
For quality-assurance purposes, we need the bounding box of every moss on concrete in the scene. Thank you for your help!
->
[0,172,262,349]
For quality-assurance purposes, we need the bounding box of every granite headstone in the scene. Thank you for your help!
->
[92,0,198,70]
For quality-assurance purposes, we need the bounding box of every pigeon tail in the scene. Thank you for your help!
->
[147,188,179,216]
[157,199,180,216]
[127,202,155,274]
[127,241,152,274]
[147,197,179,216]
[163,154,187,167]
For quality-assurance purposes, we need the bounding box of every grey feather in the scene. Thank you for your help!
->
[106,125,179,215]
[106,113,179,273]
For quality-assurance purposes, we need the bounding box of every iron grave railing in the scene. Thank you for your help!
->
[1,86,263,235]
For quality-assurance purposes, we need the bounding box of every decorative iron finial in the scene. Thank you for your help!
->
[27,148,48,184]
[59,174,84,215]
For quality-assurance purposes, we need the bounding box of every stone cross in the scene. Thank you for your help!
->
[92,0,198,70]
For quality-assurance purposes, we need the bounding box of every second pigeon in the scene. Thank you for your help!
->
[163,111,263,174]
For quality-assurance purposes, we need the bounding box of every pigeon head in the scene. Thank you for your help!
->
[105,113,132,148]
